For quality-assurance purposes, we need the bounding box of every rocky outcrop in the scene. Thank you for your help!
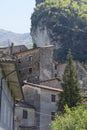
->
[36,0,45,5]
[31,23,60,49]
[31,25,51,47]
[31,0,87,63]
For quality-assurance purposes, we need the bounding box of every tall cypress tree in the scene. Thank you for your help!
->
[58,51,82,112]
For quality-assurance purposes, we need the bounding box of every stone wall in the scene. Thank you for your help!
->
[16,48,40,84]
[40,46,54,81]
[57,62,87,89]
[40,79,61,89]
[22,84,60,130]
[15,107,36,130]
[16,45,54,84]
[23,85,40,130]
[39,89,58,130]
[4,45,28,55]
[76,62,87,89]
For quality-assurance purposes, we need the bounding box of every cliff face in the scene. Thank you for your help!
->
[31,6,61,49]
[31,25,50,47]
[31,23,61,49]
[31,1,87,63]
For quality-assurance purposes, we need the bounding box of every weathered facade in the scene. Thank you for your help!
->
[1,44,87,130]
[14,44,87,91]
[0,60,23,130]
[56,62,87,90]
[22,84,40,130]
[76,62,87,90]
[22,82,62,130]
[15,45,54,84]
[39,46,53,81]
[14,102,36,130]
[39,78,61,89]
[0,43,28,56]
[0,67,14,130]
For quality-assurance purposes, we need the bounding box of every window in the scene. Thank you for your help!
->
[19,70,21,74]
[55,73,57,78]
[29,55,32,62]
[80,74,83,80]
[51,112,55,121]
[51,94,56,102]
[55,65,57,70]
[29,68,32,74]
[23,110,28,119]
[18,58,21,63]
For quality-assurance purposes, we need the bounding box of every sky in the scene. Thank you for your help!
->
[0,0,35,33]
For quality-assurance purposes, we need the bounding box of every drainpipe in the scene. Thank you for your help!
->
[13,96,15,130]
[10,42,14,55]
[0,77,4,121]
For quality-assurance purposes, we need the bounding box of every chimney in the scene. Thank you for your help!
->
[10,42,14,55]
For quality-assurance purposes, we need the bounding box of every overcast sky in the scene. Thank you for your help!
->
[0,0,35,33]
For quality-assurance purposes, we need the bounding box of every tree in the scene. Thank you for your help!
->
[58,51,82,112]
[31,0,87,63]
[51,105,87,130]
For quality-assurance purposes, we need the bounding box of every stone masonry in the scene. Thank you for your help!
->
[15,45,54,84]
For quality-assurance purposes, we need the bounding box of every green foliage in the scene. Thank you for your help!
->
[82,62,87,70]
[51,105,87,130]
[32,0,87,29]
[81,91,87,104]
[31,0,87,62]
[57,51,82,112]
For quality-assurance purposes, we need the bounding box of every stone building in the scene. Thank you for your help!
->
[55,62,87,90]
[0,43,28,56]
[0,59,23,130]
[0,44,60,84]
[14,101,36,130]
[1,43,86,130]
[1,44,87,130]
[4,44,28,55]
[15,45,54,84]
[13,44,87,91]
[22,82,62,130]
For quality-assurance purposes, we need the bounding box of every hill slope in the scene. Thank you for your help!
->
[0,29,32,48]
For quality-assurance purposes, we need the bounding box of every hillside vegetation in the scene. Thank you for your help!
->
[31,0,87,62]
[51,105,87,130]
